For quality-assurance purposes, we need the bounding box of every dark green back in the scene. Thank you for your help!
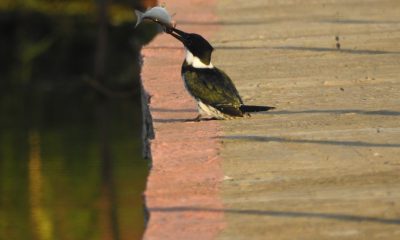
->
[182,63,244,116]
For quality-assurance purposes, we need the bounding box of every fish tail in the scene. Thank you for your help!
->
[134,10,144,27]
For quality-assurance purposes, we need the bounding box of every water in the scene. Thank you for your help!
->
[1,99,147,240]
[0,2,157,239]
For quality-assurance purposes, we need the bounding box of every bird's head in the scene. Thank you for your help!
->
[166,26,214,66]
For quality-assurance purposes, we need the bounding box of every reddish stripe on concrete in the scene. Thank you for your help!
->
[141,1,225,239]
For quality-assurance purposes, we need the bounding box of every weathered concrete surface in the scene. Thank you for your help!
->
[141,0,226,239]
[214,0,400,239]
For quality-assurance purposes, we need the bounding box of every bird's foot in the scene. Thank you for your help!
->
[204,117,220,121]
[184,115,220,122]
[184,114,202,122]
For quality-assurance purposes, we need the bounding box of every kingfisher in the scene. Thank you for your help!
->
[163,25,275,120]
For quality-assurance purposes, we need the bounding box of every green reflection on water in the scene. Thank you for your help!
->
[0,1,156,239]
[1,100,148,240]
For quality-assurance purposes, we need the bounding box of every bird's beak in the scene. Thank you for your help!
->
[148,19,190,44]
[165,25,190,44]
[150,21,189,44]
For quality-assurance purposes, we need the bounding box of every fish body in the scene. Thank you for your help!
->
[135,6,172,28]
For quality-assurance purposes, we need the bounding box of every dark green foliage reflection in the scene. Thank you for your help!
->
[0,0,156,239]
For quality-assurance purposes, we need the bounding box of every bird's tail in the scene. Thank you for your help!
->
[240,105,275,113]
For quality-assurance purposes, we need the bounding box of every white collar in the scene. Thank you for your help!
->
[185,49,214,69]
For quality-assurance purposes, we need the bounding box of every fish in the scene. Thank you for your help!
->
[134,6,173,28]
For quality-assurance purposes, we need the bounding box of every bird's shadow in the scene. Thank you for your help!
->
[153,117,220,123]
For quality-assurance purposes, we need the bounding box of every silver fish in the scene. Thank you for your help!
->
[135,6,172,28]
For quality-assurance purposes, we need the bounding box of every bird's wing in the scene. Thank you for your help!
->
[182,66,244,116]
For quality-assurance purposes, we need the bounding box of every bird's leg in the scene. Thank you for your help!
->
[185,114,202,122]
[185,115,222,122]
[208,117,220,121]
[193,114,202,121]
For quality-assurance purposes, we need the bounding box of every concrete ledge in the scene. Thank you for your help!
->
[141,0,400,239]
[140,0,226,239]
